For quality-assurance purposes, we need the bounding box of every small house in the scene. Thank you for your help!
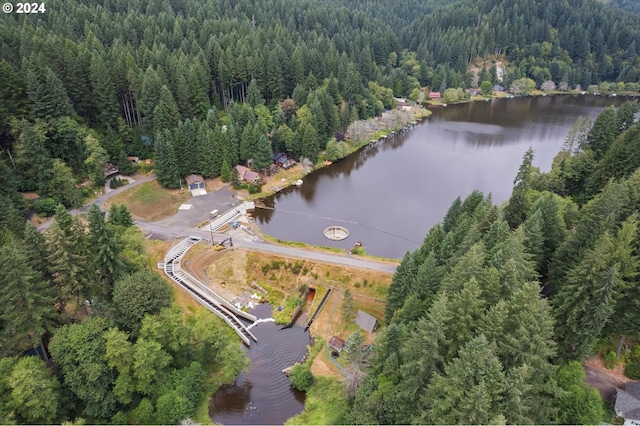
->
[469,88,481,96]
[329,336,345,354]
[355,310,378,333]
[273,153,296,169]
[235,165,260,183]
[493,84,505,92]
[395,98,412,111]
[429,91,442,100]
[127,156,140,164]
[185,174,205,191]
[104,163,119,178]
[615,382,640,426]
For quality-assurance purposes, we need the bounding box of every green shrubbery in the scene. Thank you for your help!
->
[289,364,314,391]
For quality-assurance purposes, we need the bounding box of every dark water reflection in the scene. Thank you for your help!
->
[210,304,309,425]
[253,95,635,259]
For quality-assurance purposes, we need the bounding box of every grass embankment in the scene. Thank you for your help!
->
[285,338,350,425]
[259,233,400,263]
[105,180,190,222]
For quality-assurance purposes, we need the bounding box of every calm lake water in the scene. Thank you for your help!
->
[209,303,309,425]
[254,95,634,259]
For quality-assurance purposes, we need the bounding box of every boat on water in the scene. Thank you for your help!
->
[294,179,303,186]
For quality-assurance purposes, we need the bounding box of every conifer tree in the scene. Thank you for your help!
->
[385,251,418,323]
[14,120,52,193]
[585,105,617,161]
[504,147,535,229]
[0,236,57,355]
[154,130,181,189]
[419,335,506,425]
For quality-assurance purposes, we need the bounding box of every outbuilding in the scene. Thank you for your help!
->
[355,310,378,333]
[329,336,345,355]
[185,174,205,191]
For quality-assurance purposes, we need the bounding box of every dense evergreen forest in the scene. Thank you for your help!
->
[1,0,640,202]
[344,100,640,424]
[1,0,640,423]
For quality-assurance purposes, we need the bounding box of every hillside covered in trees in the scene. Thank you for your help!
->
[1,0,640,424]
[1,0,640,208]
[343,101,640,424]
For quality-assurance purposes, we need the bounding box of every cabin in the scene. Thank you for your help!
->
[329,336,345,355]
[429,91,442,100]
[235,165,260,183]
[185,174,205,191]
[615,382,640,425]
[104,163,119,178]
[469,88,481,96]
[355,310,378,333]
[493,84,505,92]
[395,98,412,111]
[273,152,296,169]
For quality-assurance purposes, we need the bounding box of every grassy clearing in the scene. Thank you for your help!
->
[105,180,190,222]
[286,376,349,425]
[286,337,350,425]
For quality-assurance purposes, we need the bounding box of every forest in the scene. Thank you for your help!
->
[1,0,640,202]
[1,0,640,424]
[342,100,640,424]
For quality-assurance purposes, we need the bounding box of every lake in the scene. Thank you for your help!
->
[253,95,634,259]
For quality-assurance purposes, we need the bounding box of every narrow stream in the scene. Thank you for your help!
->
[209,303,310,425]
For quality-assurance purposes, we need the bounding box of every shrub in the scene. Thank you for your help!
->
[109,177,127,189]
[290,364,314,391]
[625,361,640,379]
[351,246,365,256]
[603,351,617,369]
[291,261,302,275]
[248,183,262,194]
[34,197,58,217]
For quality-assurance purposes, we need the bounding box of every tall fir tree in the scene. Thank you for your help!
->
[154,130,181,189]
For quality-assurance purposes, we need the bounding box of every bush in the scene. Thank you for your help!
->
[248,183,262,194]
[109,177,127,189]
[290,364,314,391]
[603,351,617,369]
[625,361,640,379]
[351,246,365,256]
[34,197,58,217]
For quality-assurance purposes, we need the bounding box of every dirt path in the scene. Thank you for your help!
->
[584,355,632,402]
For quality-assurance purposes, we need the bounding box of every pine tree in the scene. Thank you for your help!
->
[385,251,418,323]
[253,132,273,171]
[504,147,535,229]
[89,55,120,128]
[48,159,82,208]
[0,236,57,354]
[553,217,638,360]
[220,159,231,183]
[84,134,109,187]
[419,335,506,425]
[88,205,123,295]
[298,121,320,163]
[154,130,181,189]
[585,105,617,161]
[108,204,134,229]
[246,78,264,107]
[14,120,52,193]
